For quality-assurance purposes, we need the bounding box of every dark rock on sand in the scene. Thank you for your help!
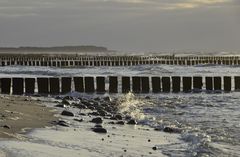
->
[63,96,74,100]
[92,127,107,134]
[115,114,123,120]
[62,99,70,105]
[79,113,86,116]
[55,104,65,108]
[125,115,132,120]
[163,127,181,133]
[116,121,125,125]
[77,104,87,109]
[55,96,62,100]
[61,110,74,117]
[91,117,103,124]
[145,96,151,99]
[127,119,137,125]
[73,118,83,122]
[152,146,158,150]
[89,112,100,116]
[2,125,11,129]
[103,96,111,102]
[88,106,95,110]
[54,120,69,127]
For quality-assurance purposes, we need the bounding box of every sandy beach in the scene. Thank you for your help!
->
[0,95,57,139]
[0,94,182,157]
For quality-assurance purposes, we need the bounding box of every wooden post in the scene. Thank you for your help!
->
[141,77,149,93]
[162,77,170,92]
[49,78,60,95]
[25,78,35,94]
[61,77,72,94]
[206,77,213,91]
[132,76,141,93]
[85,77,95,93]
[224,76,231,92]
[234,76,240,91]
[74,77,84,93]
[183,77,192,92]
[193,77,203,92]
[172,76,181,93]
[122,77,130,93]
[12,78,24,95]
[37,78,49,94]
[1,78,11,94]
[152,77,161,93]
[96,77,105,93]
[214,77,222,91]
[109,76,118,93]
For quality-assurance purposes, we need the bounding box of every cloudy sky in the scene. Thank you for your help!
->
[0,0,239,52]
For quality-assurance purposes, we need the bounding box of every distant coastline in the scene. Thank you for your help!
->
[0,46,112,53]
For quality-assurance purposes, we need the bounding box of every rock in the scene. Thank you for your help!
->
[79,113,86,116]
[61,110,74,117]
[152,146,157,151]
[145,96,151,99]
[2,125,11,129]
[108,121,115,124]
[116,121,125,125]
[110,117,118,120]
[125,115,132,120]
[73,118,83,122]
[77,104,87,109]
[89,112,100,116]
[92,127,107,134]
[115,114,123,120]
[56,120,69,127]
[103,96,111,102]
[63,96,74,100]
[55,104,65,108]
[127,119,137,125]
[88,106,95,110]
[62,99,70,105]
[55,96,62,100]
[91,117,103,124]
[163,127,181,133]
[98,110,107,117]
[94,97,101,101]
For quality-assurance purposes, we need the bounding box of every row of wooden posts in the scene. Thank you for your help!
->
[1,55,240,67]
[1,59,240,67]
[0,76,240,95]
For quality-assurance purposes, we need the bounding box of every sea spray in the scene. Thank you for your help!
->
[116,92,154,120]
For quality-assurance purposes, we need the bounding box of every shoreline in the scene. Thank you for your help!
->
[0,95,57,139]
[0,94,183,157]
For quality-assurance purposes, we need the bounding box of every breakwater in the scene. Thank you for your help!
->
[0,76,239,95]
[0,54,240,67]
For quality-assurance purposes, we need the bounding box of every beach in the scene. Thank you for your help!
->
[0,95,56,139]
[0,94,182,157]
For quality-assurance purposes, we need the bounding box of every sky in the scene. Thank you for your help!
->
[0,0,240,52]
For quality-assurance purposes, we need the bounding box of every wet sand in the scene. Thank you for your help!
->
[0,95,57,139]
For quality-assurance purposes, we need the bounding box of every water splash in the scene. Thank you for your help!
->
[116,92,153,120]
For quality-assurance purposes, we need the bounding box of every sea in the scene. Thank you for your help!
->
[0,52,240,157]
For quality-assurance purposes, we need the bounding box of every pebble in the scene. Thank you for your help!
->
[91,117,103,124]
[92,127,107,134]
[127,119,137,125]
[61,110,74,117]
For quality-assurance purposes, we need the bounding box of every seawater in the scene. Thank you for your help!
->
[0,64,240,157]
